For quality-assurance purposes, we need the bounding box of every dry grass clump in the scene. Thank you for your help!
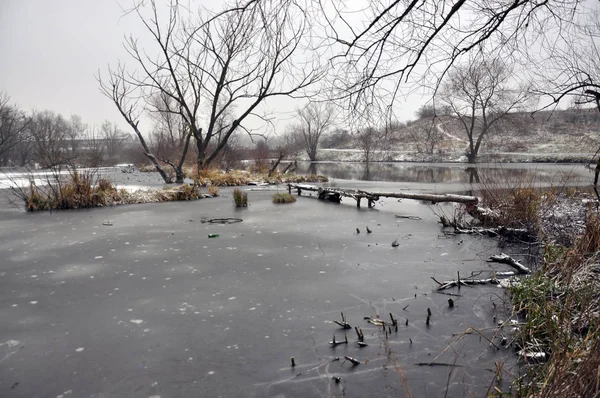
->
[233,188,248,207]
[138,164,156,172]
[208,186,220,197]
[511,207,600,397]
[478,184,542,230]
[19,170,122,211]
[272,193,296,204]
[187,167,328,187]
[283,174,329,183]
[12,168,213,211]
[248,163,270,174]
[152,184,200,201]
[192,168,252,186]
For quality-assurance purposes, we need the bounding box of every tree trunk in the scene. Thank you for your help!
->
[268,152,284,177]
[147,153,172,183]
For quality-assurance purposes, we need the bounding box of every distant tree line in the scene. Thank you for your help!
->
[0,92,132,168]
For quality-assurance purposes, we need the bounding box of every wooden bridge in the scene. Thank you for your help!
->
[287,184,478,208]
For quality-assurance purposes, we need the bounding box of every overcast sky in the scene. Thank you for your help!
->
[0,0,426,135]
[0,1,131,125]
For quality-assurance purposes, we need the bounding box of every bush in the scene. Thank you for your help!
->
[272,193,296,204]
[233,188,248,207]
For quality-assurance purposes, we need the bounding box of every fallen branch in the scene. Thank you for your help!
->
[433,277,516,290]
[344,356,360,366]
[446,225,531,240]
[467,205,500,225]
[204,218,243,224]
[415,362,465,368]
[395,215,422,220]
[329,334,348,347]
[488,253,531,274]
[366,318,393,327]
[333,312,352,329]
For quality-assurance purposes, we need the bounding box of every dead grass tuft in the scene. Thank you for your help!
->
[233,188,248,207]
[272,193,296,204]
[187,167,328,187]
[511,205,600,397]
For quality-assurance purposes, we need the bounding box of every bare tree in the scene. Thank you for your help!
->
[0,93,30,167]
[29,111,78,168]
[99,0,323,183]
[437,58,529,163]
[526,8,600,184]
[279,125,305,155]
[100,121,128,164]
[354,126,381,164]
[320,0,584,114]
[296,102,335,161]
[80,126,107,168]
[215,130,243,170]
[147,92,192,182]
[148,92,188,158]
[252,138,271,171]
[407,119,444,155]
[67,115,86,157]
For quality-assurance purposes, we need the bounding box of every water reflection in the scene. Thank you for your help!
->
[297,161,589,185]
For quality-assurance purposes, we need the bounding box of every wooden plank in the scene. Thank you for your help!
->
[287,184,478,205]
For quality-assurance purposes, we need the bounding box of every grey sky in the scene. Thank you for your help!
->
[0,1,130,125]
[0,0,425,136]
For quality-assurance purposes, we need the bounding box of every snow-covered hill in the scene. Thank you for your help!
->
[311,108,600,163]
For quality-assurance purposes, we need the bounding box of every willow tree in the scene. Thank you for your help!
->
[100,0,323,183]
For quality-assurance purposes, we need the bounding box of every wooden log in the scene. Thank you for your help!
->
[358,190,478,204]
[488,253,531,274]
[287,184,477,206]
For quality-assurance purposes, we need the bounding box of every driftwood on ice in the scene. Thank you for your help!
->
[431,271,520,290]
[488,253,531,274]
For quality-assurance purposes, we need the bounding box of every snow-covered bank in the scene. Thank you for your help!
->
[297,149,595,163]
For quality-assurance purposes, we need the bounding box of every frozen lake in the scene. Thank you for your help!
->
[0,174,525,397]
